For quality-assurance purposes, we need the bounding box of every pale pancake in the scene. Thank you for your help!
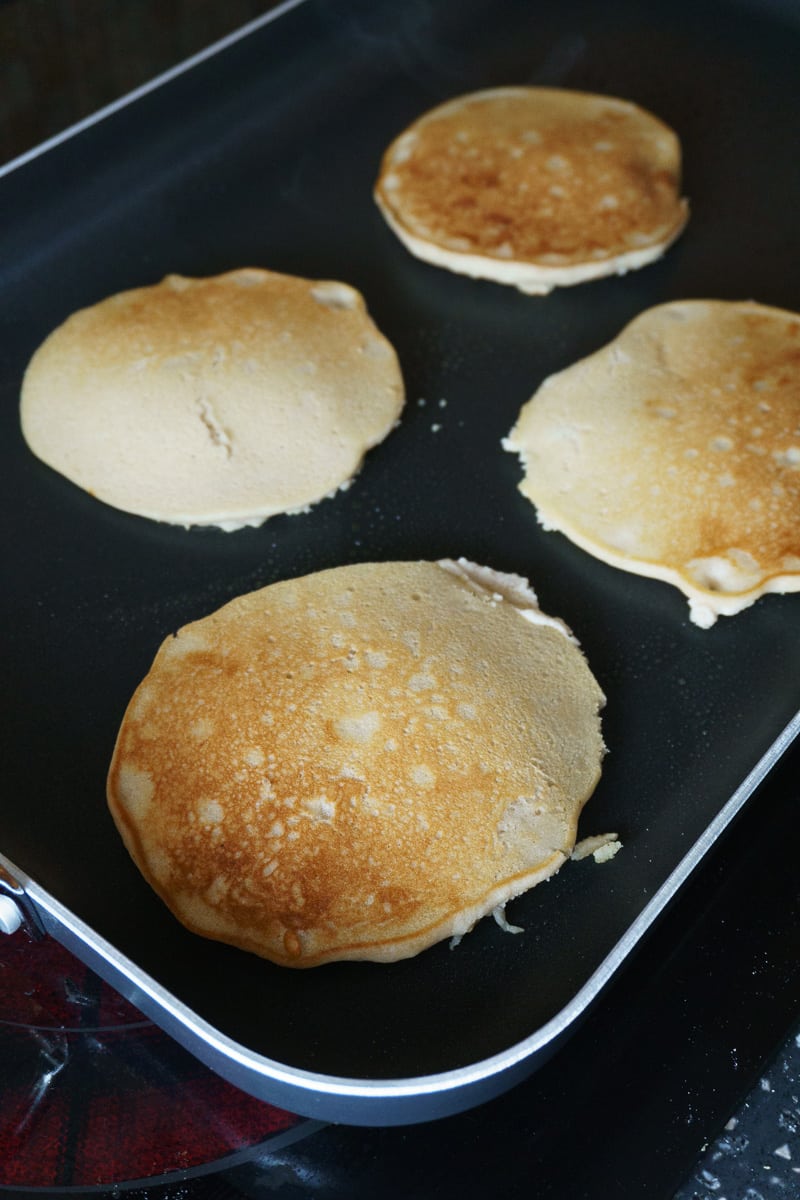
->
[20,269,404,529]
[107,559,606,968]
[374,86,688,294]
[504,300,800,627]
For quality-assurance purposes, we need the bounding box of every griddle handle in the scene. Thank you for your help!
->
[0,863,46,940]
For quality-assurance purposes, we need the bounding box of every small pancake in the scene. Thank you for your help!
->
[375,86,688,294]
[107,559,606,967]
[504,300,800,627]
[20,269,404,530]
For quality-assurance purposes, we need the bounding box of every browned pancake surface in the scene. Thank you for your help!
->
[375,87,688,289]
[505,301,800,625]
[107,561,605,966]
[20,269,404,529]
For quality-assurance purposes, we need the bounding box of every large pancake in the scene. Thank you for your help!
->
[20,269,404,529]
[374,86,688,294]
[107,559,606,967]
[504,300,800,627]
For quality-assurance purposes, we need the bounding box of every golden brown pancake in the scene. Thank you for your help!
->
[374,86,688,293]
[107,559,606,967]
[20,269,404,529]
[504,300,800,626]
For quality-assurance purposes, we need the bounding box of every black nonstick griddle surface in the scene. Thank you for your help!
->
[1,0,799,1086]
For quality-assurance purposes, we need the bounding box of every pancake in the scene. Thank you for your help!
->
[20,269,404,530]
[504,300,800,627]
[107,559,606,967]
[374,86,688,294]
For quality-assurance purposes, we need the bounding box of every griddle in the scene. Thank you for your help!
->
[1,0,798,1125]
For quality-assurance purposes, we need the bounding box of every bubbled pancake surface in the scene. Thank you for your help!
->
[20,269,404,529]
[374,86,688,293]
[505,300,800,626]
[107,560,605,967]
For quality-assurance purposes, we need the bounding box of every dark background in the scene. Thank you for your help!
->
[1,0,279,166]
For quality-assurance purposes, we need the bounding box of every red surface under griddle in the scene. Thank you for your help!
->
[0,932,302,1189]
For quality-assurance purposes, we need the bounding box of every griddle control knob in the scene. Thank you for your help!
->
[0,895,23,936]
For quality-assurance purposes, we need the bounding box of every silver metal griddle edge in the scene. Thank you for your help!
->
[3,710,797,1125]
